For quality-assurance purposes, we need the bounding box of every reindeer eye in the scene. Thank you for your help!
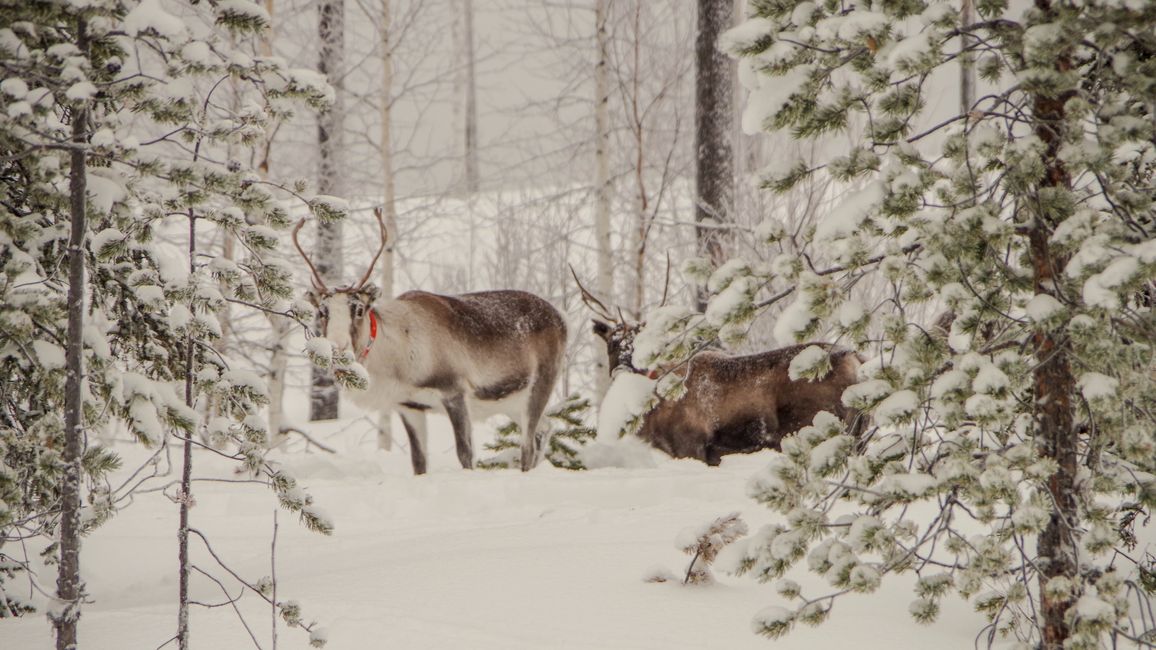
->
[352,304,364,318]
[318,306,329,319]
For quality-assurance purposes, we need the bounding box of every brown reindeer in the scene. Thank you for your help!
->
[576,279,862,465]
[295,211,567,474]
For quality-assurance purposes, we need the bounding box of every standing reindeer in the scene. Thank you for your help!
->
[576,278,863,465]
[295,211,567,474]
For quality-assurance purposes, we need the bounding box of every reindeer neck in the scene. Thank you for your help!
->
[357,307,380,363]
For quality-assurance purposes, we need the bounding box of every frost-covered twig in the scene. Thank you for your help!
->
[277,428,337,454]
[189,528,325,646]
[271,511,278,650]
[190,566,263,650]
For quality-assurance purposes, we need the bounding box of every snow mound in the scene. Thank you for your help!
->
[579,436,663,469]
[596,372,656,440]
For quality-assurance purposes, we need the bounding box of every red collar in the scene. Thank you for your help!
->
[358,310,378,362]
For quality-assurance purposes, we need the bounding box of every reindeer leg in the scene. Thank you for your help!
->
[442,393,474,470]
[521,360,560,471]
[704,443,724,467]
[519,408,545,472]
[398,409,428,475]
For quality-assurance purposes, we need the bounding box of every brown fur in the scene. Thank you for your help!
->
[593,319,862,465]
[312,287,567,474]
[397,290,567,355]
[392,291,567,473]
[635,345,863,465]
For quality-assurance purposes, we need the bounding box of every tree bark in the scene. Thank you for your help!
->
[255,0,290,445]
[960,0,976,114]
[311,0,345,421]
[694,0,734,311]
[462,0,479,194]
[177,212,196,650]
[1029,3,1077,644]
[262,0,275,57]
[629,2,647,319]
[377,0,397,450]
[53,17,88,650]
[593,0,613,402]
[266,315,292,446]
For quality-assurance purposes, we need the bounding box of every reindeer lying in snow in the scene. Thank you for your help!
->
[579,283,863,465]
[295,211,567,474]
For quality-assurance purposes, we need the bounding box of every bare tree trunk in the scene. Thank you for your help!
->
[377,0,397,450]
[629,2,647,319]
[256,0,291,447]
[256,0,275,176]
[214,33,240,400]
[53,18,88,650]
[960,0,976,114]
[1030,5,1077,644]
[463,0,479,194]
[266,315,292,446]
[731,0,753,194]
[593,0,613,401]
[311,0,345,421]
[694,0,733,311]
[176,109,212,647]
[209,199,236,436]
[177,211,197,650]
[262,0,274,56]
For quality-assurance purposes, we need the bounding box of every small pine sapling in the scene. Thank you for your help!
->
[645,513,749,586]
[478,394,596,470]
[678,512,748,585]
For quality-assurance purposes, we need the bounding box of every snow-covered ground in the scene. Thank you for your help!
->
[3,406,1006,650]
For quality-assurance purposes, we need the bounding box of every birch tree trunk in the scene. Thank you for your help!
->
[53,18,87,650]
[593,0,613,401]
[629,2,647,319]
[257,0,292,446]
[214,33,241,413]
[266,316,292,446]
[462,0,479,194]
[694,0,733,311]
[311,0,345,421]
[377,0,397,450]
[262,0,274,56]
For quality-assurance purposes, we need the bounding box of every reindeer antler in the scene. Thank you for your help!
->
[569,264,616,322]
[659,252,672,308]
[292,218,330,293]
[352,207,391,290]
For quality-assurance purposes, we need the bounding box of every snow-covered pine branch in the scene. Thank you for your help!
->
[711,0,1156,646]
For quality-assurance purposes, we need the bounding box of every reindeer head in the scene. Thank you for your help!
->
[570,265,652,377]
[295,208,389,359]
[591,318,643,376]
[305,284,380,355]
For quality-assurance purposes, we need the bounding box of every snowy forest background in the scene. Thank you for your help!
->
[3,0,1156,648]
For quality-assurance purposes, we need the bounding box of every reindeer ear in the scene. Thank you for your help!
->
[305,289,321,306]
[360,284,380,303]
[592,319,612,340]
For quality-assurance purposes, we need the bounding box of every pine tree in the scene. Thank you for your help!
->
[0,0,344,645]
[478,395,596,470]
[629,0,1156,646]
